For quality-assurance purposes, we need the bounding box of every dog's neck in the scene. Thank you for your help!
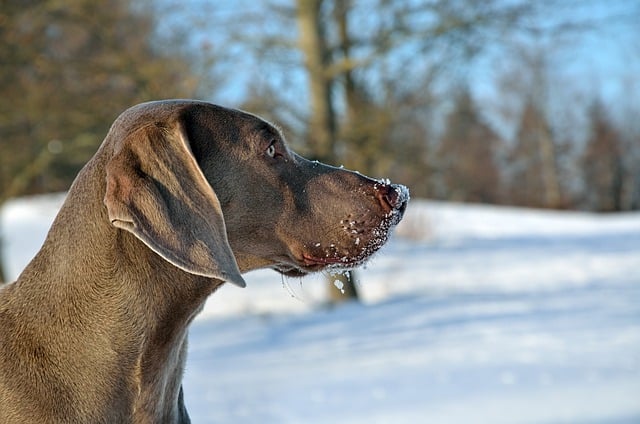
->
[9,157,220,423]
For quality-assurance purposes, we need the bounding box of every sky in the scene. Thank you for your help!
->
[170,0,640,110]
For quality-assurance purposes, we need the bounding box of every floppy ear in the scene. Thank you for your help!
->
[104,121,246,288]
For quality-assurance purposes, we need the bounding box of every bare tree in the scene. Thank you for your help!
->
[296,0,361,303]
[297,0,338,161]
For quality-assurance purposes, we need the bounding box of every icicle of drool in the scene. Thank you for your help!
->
[280,274,304,302]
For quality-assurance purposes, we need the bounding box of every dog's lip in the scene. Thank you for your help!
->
[272,251,358,274]
[301,253,348,266]
[299,252,369,273]
[271,263,310,277]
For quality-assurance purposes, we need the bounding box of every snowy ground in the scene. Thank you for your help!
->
[2,195,640,423]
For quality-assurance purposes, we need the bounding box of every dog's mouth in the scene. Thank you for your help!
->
[272,253,367,278]
[271,253,362,277]
[274,239,384,277]
[302,253,353,266]
[273,198,408,277]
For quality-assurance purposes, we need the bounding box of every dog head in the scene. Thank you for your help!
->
[103,100,408,287]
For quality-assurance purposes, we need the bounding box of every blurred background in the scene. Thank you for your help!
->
[2,0,639,214]
[1,1,640,422]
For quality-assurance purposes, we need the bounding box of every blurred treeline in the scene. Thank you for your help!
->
[2,0,639,212]
[0,0,215,202]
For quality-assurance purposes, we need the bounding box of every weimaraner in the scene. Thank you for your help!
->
[0,100,408,423]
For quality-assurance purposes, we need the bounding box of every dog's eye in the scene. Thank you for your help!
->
[266,142,276,158]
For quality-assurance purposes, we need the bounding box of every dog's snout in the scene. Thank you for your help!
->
[375,183,409,215]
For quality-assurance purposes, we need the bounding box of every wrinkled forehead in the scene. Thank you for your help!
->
[214,106,287,146]
[182,105,286,157]
[237,109,286,142]
[227,109,291,156]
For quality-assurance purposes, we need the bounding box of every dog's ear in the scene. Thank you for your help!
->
[103,121,246,288]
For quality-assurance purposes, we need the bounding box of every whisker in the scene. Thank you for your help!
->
[281,274,304,302]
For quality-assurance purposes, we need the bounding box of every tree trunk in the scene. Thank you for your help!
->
[328,270,359,304]
[296,0,336,162]
[296,0,359,303]
[537,120,562,208]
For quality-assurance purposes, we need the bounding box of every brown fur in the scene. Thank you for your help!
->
[0,100,407,423]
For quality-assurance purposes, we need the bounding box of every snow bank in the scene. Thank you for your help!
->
[2,195,639,423]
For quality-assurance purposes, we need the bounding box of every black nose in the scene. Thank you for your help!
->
[376,183,409,215]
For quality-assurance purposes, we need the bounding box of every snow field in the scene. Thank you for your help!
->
[2,195,639,423]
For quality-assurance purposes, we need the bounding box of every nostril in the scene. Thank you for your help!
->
[376,183,408,213]
[375,186,391,213]
[384,188,399,209]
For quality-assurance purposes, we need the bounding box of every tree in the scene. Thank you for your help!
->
[0,0,206,195]
[0,0,214,282]
[495,46,566,209]
[580,100,625,212]
[436,87,502,203]
[507,97,563,208]
[295,0,361,303]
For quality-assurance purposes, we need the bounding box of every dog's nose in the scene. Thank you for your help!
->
[376,183,409,215]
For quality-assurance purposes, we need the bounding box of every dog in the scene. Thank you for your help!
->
[0,100,408,423]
